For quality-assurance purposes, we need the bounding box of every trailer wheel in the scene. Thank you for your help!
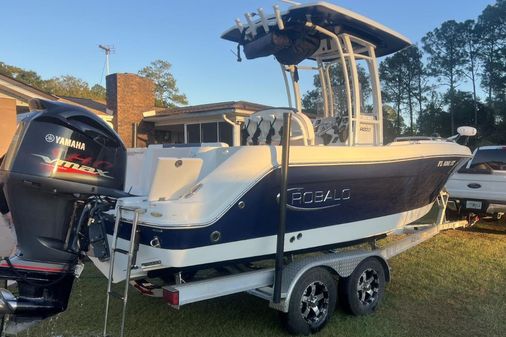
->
[339,258,385,316]
[281,267,336,335]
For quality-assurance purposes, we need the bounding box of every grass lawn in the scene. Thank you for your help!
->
[15,221,506,337]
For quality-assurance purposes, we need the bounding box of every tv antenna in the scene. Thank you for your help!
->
[98,44,115,76]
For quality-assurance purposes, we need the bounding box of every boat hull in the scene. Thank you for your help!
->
[92,154,465,281]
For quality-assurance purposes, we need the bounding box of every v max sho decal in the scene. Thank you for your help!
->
[32,154,113,179]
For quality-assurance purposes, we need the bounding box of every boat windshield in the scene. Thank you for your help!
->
[290,33,382,146]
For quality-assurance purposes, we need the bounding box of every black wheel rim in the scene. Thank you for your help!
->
[356,268,380,306]
[299,281,330,326]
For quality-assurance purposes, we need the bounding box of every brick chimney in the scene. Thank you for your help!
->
[106,73,155,148]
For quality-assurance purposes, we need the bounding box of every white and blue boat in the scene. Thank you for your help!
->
[0,3,472,330]
[88,2,471,281]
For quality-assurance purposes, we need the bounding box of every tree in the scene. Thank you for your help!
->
[461,20,481,125]
[90,84,106,101]
[302,62,370,117]
[383,104,406,142]
[401,46,426,135]
[422,20,467,134]
[302,81,321,116]
[380,45,427,135]
[41,76,106,101]
[452,91,479,129]
[450,90,504,146]
[43,75,91,98]
[0,62,45,88]
[413,47,430,118]
[138,60,188,107]
[476,0,506,105]
[380,52,406,134]
[417,92,450,138]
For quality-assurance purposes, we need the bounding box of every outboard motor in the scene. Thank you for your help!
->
[0,99,127,333]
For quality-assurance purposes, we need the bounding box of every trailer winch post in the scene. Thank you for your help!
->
[274,112,292,303]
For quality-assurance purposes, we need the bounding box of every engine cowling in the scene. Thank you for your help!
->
[0,99,127,333]
[1,99,126,262]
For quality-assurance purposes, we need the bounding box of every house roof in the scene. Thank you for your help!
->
[0,73,112,118]
[0,73,57,101]
[152,101,272,117]
[143,100,274,126]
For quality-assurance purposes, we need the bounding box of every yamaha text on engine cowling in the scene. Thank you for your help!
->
[0,99,127,333]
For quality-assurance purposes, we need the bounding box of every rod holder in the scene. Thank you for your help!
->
[258,8,269,33]
[234,18,244,33]
[244,13,257,38]
[273,5,285,30]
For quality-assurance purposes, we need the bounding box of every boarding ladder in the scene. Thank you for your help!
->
[103,206,144,337]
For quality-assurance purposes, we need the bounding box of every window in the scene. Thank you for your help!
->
[469,148,506,172]
[356,59,375,115]
[183,122,234,145]
[201,123,218,142]
[187,124,201,143]
[218,122,233,145]
[153,125,184,144]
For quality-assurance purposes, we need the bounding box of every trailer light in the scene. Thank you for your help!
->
[163,288,179,306]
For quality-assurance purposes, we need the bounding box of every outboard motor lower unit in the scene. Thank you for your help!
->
[0,99,127,333]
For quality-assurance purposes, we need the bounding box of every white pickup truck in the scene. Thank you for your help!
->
[446,146,506,221]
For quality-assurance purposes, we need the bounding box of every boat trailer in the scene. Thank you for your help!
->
[98,187,467,337]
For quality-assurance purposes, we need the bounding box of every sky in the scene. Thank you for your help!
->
[0,0,496,107]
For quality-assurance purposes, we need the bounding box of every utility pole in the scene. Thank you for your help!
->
[98,44,114,76]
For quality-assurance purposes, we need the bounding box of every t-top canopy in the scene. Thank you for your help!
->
[222,2,411,62]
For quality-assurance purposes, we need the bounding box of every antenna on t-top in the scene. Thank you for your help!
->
[98,44,115,76]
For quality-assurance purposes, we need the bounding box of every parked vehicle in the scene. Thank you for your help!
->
[446,146,506,222]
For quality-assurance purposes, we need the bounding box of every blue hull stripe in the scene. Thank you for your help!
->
[106,156,464,249]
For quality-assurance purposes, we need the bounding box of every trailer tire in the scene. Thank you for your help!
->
[339,257,385,316]
[281,267,336,335]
